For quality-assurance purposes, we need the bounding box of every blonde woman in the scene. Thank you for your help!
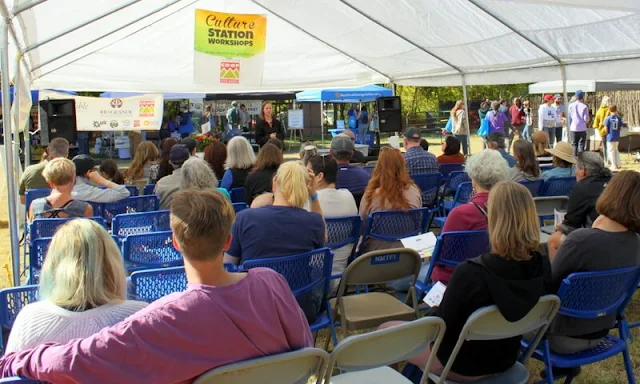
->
[220,136,256,190]
[6,219,147,353]
[593,96,611,160]
[450,100,469,156]
[225,161,325,265]
[124,141,159,186]
[380,181,550,381]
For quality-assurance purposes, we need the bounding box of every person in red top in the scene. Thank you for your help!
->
[508,98,526,153]
[437,136,465,164]
[430,149,508,284]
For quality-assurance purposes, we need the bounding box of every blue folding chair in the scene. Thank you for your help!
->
[241,248,338,347]
[232,202,249,213]
[22,188,53,268]
[521,266,640,384]
[122,230,184,272]
[539,163,554,172]
[29,217,107,240]
[0,285,39,353]
[101,195,160,225]
[417,230,490,297]
[538,177,576,197]
[143,184,155,195]
[519,179,543,197]
[0,378,42,383]
[112,210,170,238]
[129,266,187,302]
[362,165,375,176]
[433,181,473,228]
[230,187,245,203]
[411,173,442,208]
[439,163,464,179]
[124,185,139,196]
[326,216,362,279]
[361,208,432,254]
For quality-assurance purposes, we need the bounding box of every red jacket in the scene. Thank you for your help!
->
[510,105,526,126]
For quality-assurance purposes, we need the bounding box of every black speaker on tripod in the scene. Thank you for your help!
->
[39,99,77,146]
[376,96,402,133]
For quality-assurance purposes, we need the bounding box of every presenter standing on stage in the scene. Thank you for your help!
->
[255,101,285,147]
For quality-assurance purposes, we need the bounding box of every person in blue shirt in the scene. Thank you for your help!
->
[542,141,576,181]
[604,105,623,171]
[331,135,370,200]
[486,132,516,168]
[347,104,359,130]
[177,103,194,139]
[357,106,370,144]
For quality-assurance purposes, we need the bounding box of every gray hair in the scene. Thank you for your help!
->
[225,136,256,170]
[181,157,218,190]
[577,151,611,177]
[48,138,70,159]
[466,149,508,190]
[299,141,317,165]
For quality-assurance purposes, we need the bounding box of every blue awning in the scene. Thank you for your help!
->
[295,85,392,103]
[100,92,206,100]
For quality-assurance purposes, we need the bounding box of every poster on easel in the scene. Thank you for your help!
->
[288,109,304,130]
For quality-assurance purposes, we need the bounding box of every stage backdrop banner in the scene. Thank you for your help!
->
[194,9,267,87]
[39,91,164,131]
[206,100,262,117]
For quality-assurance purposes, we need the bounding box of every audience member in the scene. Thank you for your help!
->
[532,131,553,165]
[508,140,541,182]
[266,137,284,152]
[548,171,640,357]
[226,161,325,264]
[151,137,180,183]
[0,189,312,382]
[124,141,158,185]
[99,159,125,185]
[431,149,508,284]
[28,158,92,221]
[340,130,366,163]
[604,105,623,170]
[180,157,230,201]
[450,100,469,156]
[359,147,421,254]
[255,101,285,147]
[19,138,69,204]
[220,136,256,190]
[299,141,318,166]
[181,137,197,156]
[154,144,191,209]
[331,135,370,197]
[542,142,576,181]
[244,143,283,205]
[203,141,227,181]
[486,132,516,167]
[403,127,439,174]
[6,219,146,353]
[437,136,465,164]
[72,155,130,203]
[419,139,429,152]
[547,152,612,259]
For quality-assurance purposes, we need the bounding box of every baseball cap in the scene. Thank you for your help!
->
[403,127,421,141]
[330,135,355,154]
[181,137,197,153]
[169,144,191,165]
[72,154,100,176]
[553,94,562,99]
[575,89,585,99]
[543,94,554,102]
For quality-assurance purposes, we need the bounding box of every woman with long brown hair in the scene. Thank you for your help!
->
[125,141,159,185]
[151,137,179,183]
[203,142,227,181]
[359,147,421,253]
[254,101,285,147]
[243,143,283,205]
[508,140,541,182]
[450,100,469,156]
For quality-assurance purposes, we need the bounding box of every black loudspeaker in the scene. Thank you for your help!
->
[376,96,402,132]
[39,99,77,145]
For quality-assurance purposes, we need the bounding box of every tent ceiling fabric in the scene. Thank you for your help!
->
[4,0,640,91]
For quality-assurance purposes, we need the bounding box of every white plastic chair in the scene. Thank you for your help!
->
[326,316,446,384]
[193,347,329,384]
[429,295,560,384]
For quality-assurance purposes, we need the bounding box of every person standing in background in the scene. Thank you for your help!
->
[177,103,194,139]
[478,100,490,122]
[604,105,623,171]
[522,100,533,142]
[347,104,359,131]
[451,100,469,156]
[239,104,250,131]
[593,96,611,163]
[568,90,590,155]
[509,98,525,153]
[538,94,558,147]
[553,95,565,144]
[357,106,370,144]
[254,102,285,147]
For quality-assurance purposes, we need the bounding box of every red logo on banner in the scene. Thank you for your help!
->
[220,61,240,84]
[139,101,155,117]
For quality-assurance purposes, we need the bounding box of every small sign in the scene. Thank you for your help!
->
[288,109,304,130]
[370,253,400,265]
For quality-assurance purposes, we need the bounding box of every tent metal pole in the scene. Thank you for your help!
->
[12,56,22,181]
[1,16,22,287]
[561,65,570,143]
[320,101,324,147]
[12,0,48,16]
[462,75,472,156]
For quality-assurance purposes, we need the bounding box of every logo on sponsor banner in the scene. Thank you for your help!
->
[133,120,141,128]
[143,120,151,127]
[220,61,240,84]
[93,120,107,128]
[139,101,155,117]
[110,99,124,109]
[77,101,89,110]
[121,120,131,128]
[110,120,119,128]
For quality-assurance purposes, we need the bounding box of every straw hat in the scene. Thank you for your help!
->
[545,142,576,164]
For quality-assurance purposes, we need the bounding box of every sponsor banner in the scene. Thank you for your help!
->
[194,10,267,87]
[11,68,32,134]
[38,91,164,131]
[205,100,262,117]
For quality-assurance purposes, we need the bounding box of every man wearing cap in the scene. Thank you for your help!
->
[568,90,590,155]
[181,137,197,157]
[19,138,69,205]
[71,155,131,203]
[486,132,516,167]
[553,94,565,144]
[177,103,194,139]
[154,144,191,209]
[340,130,366,163]
[538,94,559,147]
[331,136,370,197]
[403,127,439,175]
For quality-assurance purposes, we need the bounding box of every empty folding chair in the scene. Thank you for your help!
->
[519,179,543,197]
[411,173,442,208]
[429,295,560,384]
[538,177,576,197]
[0,285,39,353]
[230,187,245,203]
[129,266,187,302]
[194,348,329,384]
[326,317,446,384]
[122,230,184,272]
[112,210,170,238]
[534,196,569,229]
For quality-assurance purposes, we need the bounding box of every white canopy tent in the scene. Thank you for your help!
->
[529,80,640,94]
[2,0,640,285]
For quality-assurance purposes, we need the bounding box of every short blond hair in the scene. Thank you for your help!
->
[170,189,235,260]
[39,219,127,310]
[488,181,540,261]
[274,161,309,208]
[42,157,75,186]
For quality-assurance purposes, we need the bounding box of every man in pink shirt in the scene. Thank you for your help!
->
[0,189,313,383]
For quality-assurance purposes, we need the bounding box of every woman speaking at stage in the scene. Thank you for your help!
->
[255,101,285,147]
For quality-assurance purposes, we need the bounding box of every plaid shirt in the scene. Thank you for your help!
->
[404,147,439,175]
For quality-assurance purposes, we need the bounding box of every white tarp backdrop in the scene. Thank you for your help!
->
[3,0,640,92]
